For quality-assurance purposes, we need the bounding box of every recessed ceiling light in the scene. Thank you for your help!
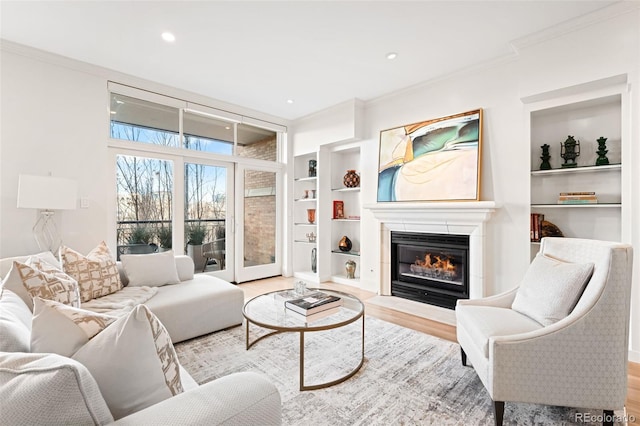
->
[386,52,398,60]
[225,126,231,130]
[110,111,117,115]
[287,99,294,104]
[162,32,176,43]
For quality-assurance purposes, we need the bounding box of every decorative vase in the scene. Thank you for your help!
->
[307,209,316,224]
[311,248,317,273]
[343,170,360,188]
[560,135,580,168]
[345,260,356,279]
[338,235,352,252]
[539,144,551,170]
[308,159,317,177]
[595,136,610,166]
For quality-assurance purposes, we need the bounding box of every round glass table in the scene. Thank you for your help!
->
[242,288,365,391]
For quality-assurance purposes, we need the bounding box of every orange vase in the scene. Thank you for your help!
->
[307,209,316,224]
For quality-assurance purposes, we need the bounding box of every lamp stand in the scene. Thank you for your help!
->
[33,210,62,253]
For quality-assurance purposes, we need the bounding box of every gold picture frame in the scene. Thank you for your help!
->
[377,109,483,202]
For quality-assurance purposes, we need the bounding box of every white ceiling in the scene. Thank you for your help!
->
[0,1,620,121]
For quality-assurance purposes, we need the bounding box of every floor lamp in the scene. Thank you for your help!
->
[17,174,78,253]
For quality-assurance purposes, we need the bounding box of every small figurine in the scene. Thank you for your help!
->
[560,135,580,168]
[539,144,551,170]
[595,136,609,166]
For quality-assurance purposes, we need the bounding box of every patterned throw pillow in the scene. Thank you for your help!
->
[72,304,184,419]
[31,297,117,357]
[60,242,122,303]
[12,259,81,309]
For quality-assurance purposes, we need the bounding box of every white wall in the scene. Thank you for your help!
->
[292,6,640,360]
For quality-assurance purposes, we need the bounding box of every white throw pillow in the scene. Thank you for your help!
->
[1,252,72,311]
[512,253,594,326]
[72,304,184,419]
[31,297,117,357]
[60,242,122,302]
[120,250,180,287]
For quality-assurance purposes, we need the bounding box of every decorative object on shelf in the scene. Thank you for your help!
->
[333,200,345,219]
[311,248,317,273]
[377,108,482,202]
[343,170,360,188]
[541,220,564,238]
[539,144,551,170]
[306,208,316,224]
[560,135,580,168]
[338,235,352,252]
[345,260,356,279]
[303,189,310,199]
[595,136,609,166]
[310,189,316,199]
[308,159,317,177]
[305,232,316,243]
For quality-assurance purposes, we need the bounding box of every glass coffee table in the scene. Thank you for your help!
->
[242,288,365,391]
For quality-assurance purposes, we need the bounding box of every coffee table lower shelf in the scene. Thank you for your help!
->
[244,312,365,391]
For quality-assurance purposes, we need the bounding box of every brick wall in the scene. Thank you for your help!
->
[238,137,277,265]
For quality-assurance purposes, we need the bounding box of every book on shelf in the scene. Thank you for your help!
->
[557,199,598,204]
[557,192,598,204]
[284,291,343,315]
[530,213,544,242]
[287,306,340,323]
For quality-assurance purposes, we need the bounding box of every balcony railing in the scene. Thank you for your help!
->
[116,219,225,260]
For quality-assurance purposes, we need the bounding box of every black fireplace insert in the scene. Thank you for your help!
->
[391,232,469,310]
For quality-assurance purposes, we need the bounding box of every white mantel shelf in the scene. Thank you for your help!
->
[364,201,497,225]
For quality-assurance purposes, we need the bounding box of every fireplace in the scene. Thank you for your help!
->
[391,232,469,309]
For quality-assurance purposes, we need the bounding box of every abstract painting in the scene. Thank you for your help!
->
[377,109,482,202]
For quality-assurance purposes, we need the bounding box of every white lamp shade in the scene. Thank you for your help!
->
[17,174,78,210]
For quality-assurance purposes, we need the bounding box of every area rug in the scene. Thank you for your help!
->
[175,316,622,425]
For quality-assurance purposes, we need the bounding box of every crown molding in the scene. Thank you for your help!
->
[510,1,640,53]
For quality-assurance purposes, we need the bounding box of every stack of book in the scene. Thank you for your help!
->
[557,192,597,204]
[530,213,544,242]
[285,291,342,315]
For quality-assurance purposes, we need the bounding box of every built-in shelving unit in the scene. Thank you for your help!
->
[292,153,318,279]
[525,77,629,260]
[329,143,362,286]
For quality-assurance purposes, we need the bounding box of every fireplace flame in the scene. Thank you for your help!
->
[414,253,456,274]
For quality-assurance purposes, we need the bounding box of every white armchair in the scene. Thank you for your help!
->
[456,237,633,426]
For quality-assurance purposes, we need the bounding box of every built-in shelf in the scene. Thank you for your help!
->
[294,198,317,202]
[332,187,360,192]
[330,275,360,286]
[531,203,621,208]
[294,176,317,182]
[332,218,360,222]
[331,250,360,256]
[294,223,317,226]
[531,163,621,176]
[294,240,317,244]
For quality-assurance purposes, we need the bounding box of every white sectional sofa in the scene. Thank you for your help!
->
[0,251,282,425]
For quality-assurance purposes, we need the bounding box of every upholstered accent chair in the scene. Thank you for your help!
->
[456,237,633,426]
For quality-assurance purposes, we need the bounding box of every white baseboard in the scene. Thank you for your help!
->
[629,349,640,364]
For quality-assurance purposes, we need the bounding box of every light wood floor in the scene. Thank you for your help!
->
[238,275,640,418]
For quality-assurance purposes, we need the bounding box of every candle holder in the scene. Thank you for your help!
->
[539,144,551,170]
[595,136,609,166]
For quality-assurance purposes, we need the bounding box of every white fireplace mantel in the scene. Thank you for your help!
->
[364,201,498,303]
[364,201,497,226]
